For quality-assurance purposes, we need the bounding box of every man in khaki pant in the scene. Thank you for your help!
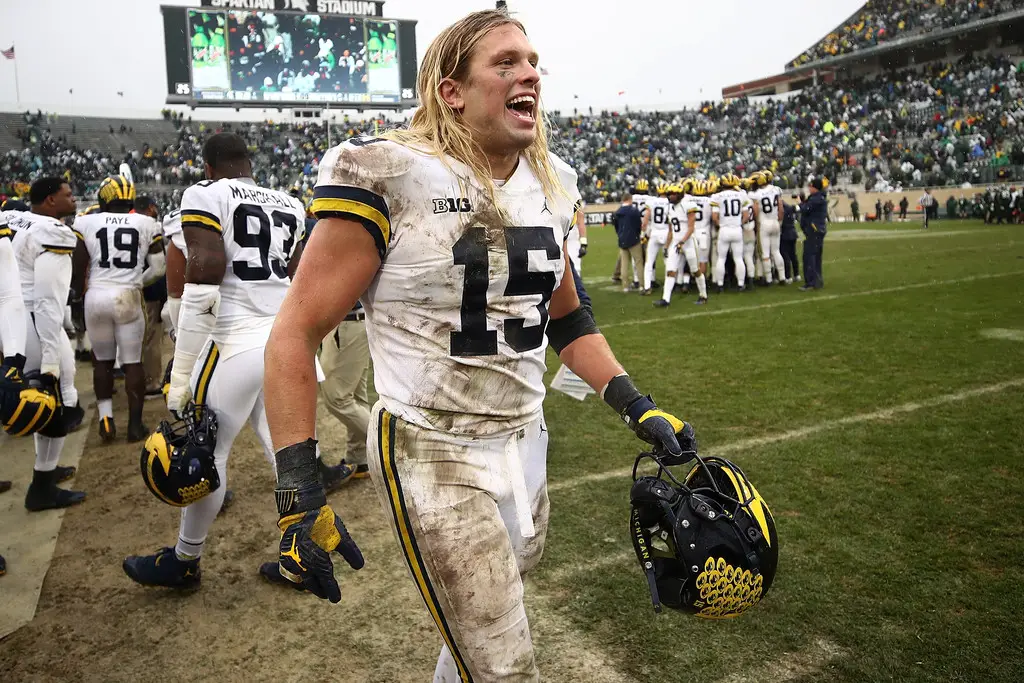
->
[612,192,644,292]
[318,304,371,477]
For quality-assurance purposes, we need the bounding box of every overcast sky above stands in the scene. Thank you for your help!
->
[0,0,863,117]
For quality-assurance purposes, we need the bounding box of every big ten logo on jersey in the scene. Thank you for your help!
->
[433,197,473,214]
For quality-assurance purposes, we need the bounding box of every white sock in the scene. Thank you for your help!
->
[98,399,113,420]
[33,434,65,471]
[762,260,773,284]
[175,460,228,560]
[696,273,707,298]
[682,273,691,286]
[663,275,675,303]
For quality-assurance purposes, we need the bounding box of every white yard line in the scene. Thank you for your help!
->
[597,269,1024,330]
[712,638,846,683]
[550,378,1024,493]
[981,328,1024,342]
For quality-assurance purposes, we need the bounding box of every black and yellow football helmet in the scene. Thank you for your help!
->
[630,448,778,618]
[719,173,741,189]
[141,404,220,507]
[635,179,650,194]
[97,175,136,208]
[0,364,57,437]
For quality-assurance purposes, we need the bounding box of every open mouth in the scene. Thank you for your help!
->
[505,94,536,123]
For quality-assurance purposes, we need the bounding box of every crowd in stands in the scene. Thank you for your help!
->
[789,0,1024,69]
[549,52,1024,201]
[2,51,1024,208]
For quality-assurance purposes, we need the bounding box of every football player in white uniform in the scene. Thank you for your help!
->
[565,201,586,275]
[263,11,694,681]
[642,184,671,295]
[655,181,707,307]
[740,175,758,288]
[0,203,29,363]
[76,176,165,442]
[121,134,323,588]
[11,178,87,510]
[711,173,753,293]
[751,171,786,285]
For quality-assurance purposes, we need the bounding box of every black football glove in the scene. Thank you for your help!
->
[0,359,26,424]
[274,439,364,603]
[277,505,364,602]
[603,375,697,465]
[578,238,588,258]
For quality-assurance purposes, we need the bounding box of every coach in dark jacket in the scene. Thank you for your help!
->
[800,178,828,290]
[612,193,643,291]
[780,198,799,282]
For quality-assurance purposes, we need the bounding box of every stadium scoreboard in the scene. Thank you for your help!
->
[162,1,418,110]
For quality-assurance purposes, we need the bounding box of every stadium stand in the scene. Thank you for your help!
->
[2,3,1023,212]
[788,0,1024,69]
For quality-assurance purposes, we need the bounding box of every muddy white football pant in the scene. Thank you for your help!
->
[368,404,549,683]
[759,222,785,283]
[742,228,756,283]
[714,226,745,286]
[85,287,145,363]
[643,230,669,290]
[175,342,276,559]
[24,309,77,471]
[663,239,704,302]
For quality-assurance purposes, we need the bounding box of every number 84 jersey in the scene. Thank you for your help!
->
[180,178,306,356]
[312,138,580,436]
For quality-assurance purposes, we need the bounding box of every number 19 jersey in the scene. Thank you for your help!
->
[75,212,162,289]
[313,138,581,436]
[180,178,305,357]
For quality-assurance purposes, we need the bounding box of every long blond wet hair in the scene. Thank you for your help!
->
[382,10,566,208]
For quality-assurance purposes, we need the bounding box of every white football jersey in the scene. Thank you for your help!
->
[646,196,671,236]
[163,209,186,254]
[76,212,162,289]
[711,189,753,231]
[180,178,306,356]
[313,137,580,436]
[0,209,32,238]
[667,201,691,243]
[686,195,713,235]
[12,212,80,304]
[752,185,783,227]
[632,193,651,219]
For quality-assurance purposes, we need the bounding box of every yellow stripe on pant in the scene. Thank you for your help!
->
[192,343,219,406]
[376,409,473,683]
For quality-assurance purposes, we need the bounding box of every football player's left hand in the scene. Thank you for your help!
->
[662,247,669,258]
[277,505,364,603]
[621,395,696,465]
[578,243,588,258]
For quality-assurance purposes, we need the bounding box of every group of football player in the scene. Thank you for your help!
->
[0,134,358,581]
[623,170,790,307]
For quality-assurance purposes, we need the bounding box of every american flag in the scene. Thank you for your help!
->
[1,46,14,60]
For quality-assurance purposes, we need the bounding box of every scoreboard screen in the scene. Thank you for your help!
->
[162,5,418,109]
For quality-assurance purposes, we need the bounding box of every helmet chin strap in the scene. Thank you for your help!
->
[630,506,663,613]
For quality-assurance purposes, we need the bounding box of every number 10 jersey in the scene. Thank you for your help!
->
[180,177,306,357]
[312,138,581,436]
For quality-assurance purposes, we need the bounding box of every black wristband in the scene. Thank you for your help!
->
[274,438,327,517]
[3,354,26,372]
[603,374,644,416]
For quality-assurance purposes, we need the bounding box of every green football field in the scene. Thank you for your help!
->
[536,220,1024,682]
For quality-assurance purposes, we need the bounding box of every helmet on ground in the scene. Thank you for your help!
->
[630,449,778,618]
[97,175,136,207]
[141,404,220,507]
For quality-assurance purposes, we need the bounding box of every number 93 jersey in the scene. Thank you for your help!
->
[313,137,581,436]
[180,178,306,353]
[75,212,163,289]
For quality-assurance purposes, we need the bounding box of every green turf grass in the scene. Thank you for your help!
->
[537,219,1024,682]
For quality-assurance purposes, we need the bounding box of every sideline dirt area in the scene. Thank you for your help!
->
[0,373,439,682]
[0,364,610,682]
